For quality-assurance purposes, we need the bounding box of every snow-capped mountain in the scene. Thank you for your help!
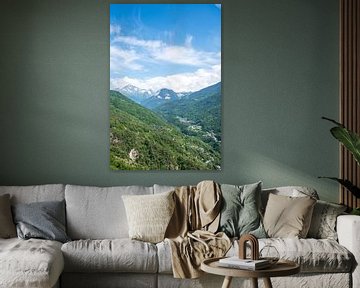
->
[118,85,154,105]
[117,84,193,109]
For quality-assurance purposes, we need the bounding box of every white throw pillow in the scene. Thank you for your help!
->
[122,191,175,243]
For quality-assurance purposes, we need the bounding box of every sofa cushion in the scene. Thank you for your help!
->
[122,191,175,243]
[218,182,266,238]
[263,194,316,238]
[307,200,347,240]
[0,194,16,238]
[0,238,64,288]
[12,200,70,243]
[158,237,353,274]
[65,185,153,239]
[0,184,65,204]
[61,239,158,273]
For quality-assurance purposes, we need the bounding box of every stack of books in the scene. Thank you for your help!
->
[218,257,271,270]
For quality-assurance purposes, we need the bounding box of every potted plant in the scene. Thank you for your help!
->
[320,117,360,215]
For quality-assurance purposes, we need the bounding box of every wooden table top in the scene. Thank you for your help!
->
[201,257,300,278]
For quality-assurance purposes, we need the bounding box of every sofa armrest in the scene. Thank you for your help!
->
[337,215,360,288]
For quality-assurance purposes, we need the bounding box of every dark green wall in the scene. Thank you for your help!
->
[0,0,340,202]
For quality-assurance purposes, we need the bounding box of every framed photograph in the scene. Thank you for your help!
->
[110,4,221,170]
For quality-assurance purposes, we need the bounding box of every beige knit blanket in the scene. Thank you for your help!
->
[165,180,231,279]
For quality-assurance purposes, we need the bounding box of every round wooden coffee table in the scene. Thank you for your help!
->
[201,257,300,288]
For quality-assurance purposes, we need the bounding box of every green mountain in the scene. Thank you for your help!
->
[154,82,221,151]
[110,90,221,170]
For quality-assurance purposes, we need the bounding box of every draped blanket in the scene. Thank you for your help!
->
[165,180,231,278]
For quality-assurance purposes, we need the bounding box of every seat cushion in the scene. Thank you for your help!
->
[157,238,353,274]
[61,239,158,273]
[229,238,354,273]
[0,238,64,288]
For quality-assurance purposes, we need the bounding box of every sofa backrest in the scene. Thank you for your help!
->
[65,184,154,240]
[0,184,65,204]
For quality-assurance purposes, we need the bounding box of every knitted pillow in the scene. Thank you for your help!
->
[122,191,175,243]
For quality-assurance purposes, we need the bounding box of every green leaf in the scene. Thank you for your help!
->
[322,117,360,165]
[330,127,360,165]
[318,177,360,198]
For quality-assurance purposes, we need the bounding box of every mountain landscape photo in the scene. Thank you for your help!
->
[110,4,221,170]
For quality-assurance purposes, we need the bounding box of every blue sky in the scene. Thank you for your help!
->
[110,4,221,92]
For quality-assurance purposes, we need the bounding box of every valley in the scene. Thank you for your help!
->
[110,82,221,170]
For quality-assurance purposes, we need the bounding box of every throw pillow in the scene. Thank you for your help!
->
[12,200,70,243]
[218,182,266,238]
[307,200,347,240]
[0,194,17,238]
[263,193,316,238]
[122,191,175,243]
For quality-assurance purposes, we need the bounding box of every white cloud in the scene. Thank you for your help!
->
[185,35,193,47]
[110,46,144,71]
[152,46,220,66]
[110,64,221,92]
[215,4,221,9]
[112,35,163,49]
[111,33,219,68]
[110,24,121,35]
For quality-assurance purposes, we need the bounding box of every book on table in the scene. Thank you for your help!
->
[218,257,271,270]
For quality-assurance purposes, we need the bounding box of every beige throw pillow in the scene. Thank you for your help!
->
[122,191,175,243]
[0,194,17,238]
[263,193,316,238]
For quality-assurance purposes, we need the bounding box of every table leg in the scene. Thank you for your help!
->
[251,278,258,288]
[221,276,233,288]
[263,277,273,288]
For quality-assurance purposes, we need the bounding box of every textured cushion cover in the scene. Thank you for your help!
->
[307,200,347,240]
[254,238,353,273]
[62,239,158,273]
[0,238,64,288]
[122,191,175,243]
[218,182,266,238]
[12,200,70,243]
[0,194,16,238]
[65,185,153,239]
[263,193,316,238]
[158,237,353,274]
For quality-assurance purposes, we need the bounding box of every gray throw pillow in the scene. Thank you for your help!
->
[218,182,266,238]
[12,200,70,243]
[307,200,347,240]
[0,194,17,238]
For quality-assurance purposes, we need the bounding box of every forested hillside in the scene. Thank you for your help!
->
[110,90,221,170]
[155,82,221,151]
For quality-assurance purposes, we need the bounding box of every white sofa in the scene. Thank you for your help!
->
[0,184,358,288]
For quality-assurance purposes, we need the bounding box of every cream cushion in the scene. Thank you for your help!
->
[157,237,353,274]
[263,193,316,238]
[62,239,158,273]
[0,238,63,288]
[122,191,175,243]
